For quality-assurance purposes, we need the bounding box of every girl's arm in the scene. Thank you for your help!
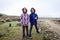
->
[35,14,38,20]
[36,14,38,20]
[20,14,23,23]
[27,14,30,23]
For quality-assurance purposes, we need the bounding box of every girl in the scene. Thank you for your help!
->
[20,7,29,38]
[29,8,39,38]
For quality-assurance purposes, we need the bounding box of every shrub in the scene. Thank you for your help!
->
[6,19,11,22]
[17,23,21,26]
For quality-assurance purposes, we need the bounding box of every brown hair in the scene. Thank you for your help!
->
[22,7,27,13]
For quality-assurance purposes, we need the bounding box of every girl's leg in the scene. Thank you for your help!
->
[26,26,28,36]
[29,24,33,37]
[22,26,25,37]
[35,24,39,33]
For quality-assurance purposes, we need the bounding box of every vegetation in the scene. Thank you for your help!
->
[0,21,43,40]
[0,13,60,40]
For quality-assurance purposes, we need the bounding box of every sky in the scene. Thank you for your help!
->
[0,0,60,18]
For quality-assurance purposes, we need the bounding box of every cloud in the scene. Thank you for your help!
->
[0,0,60,18]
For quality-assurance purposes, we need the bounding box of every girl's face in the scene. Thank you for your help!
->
[31,9,35,13]
[23,8,27,13]
[22,7,27,14]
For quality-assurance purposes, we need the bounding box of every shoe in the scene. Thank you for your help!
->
[26,36,29,39]
[28,34,32,39]
[23,36,25,38]
[28,36,32,39]
[37,31,40,34]
[22,35,26,38]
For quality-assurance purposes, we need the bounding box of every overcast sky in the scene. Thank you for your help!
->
[0,0,60,18]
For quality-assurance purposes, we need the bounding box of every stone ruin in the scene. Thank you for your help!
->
[17,23,21,26]
[37,21,60,40]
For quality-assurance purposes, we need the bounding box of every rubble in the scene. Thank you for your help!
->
[37,21,60,40]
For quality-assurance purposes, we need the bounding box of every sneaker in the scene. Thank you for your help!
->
[26,36,29,38]
[29,36,32,39]
[28,34,32,39]
[37,31,40,34]
[22,36,25,39]
[22,35,26,38]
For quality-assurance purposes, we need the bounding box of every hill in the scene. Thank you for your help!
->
[0,13,20,24]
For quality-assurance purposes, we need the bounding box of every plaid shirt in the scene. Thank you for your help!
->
[20,13,29,26]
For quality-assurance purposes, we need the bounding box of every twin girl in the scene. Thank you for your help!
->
[20,7,39,38]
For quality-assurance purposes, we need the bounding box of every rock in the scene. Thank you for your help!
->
[0,32,3,37]
[6,19,11,22]
[43,36,50,40]
[17,23,21,26]
[38,28,41,33]
[9,23,11,27]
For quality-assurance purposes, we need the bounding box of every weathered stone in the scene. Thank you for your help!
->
[6,19,11,22]
[17,23,21,26]
[9,23,11,27]
[0,32,3,37]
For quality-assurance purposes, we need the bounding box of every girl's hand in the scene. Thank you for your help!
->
[35,17,37,19]
[20,22,23,24]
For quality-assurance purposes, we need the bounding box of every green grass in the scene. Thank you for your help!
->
[0,21,43,40]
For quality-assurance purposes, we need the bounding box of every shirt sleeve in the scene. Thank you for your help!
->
[20,14,23,22]
[27,14,30,23]
[36,14,38,19]
[29,14,31,22]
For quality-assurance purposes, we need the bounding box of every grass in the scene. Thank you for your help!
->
[0,21,43,40]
